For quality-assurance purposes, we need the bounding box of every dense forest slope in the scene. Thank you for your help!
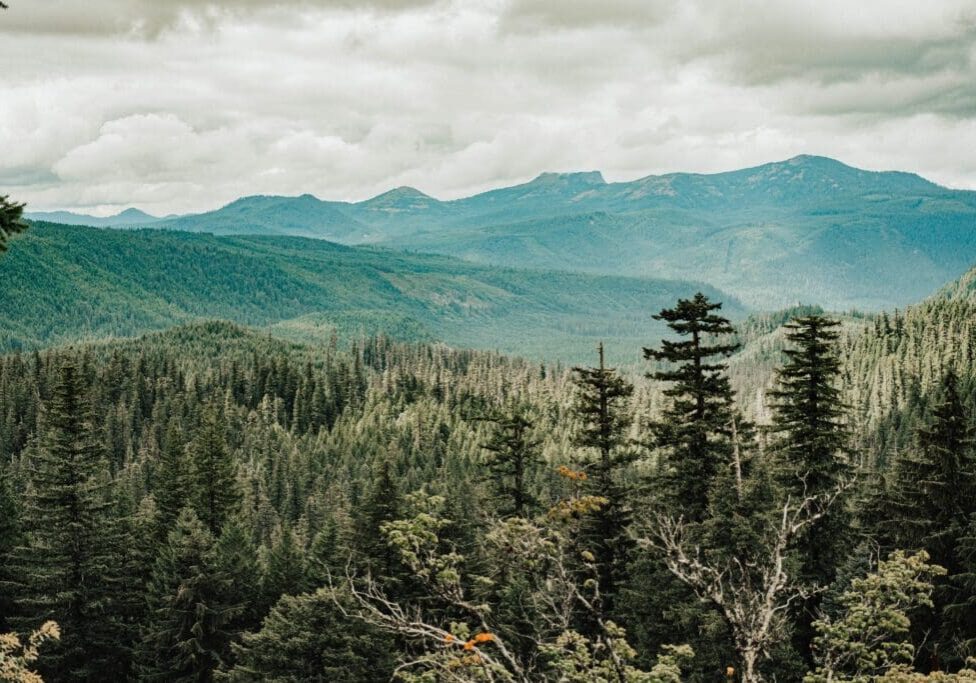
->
[36,155,976,310]
[0,223,739,362]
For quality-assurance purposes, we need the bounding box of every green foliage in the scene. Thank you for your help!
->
[137,508,242,682]
[807,551,947,683]
[645,292,739,520]
[0,196,28,253]
[223,588,393,682]
[570,343,635,618]
[477,404,542,519]
[541,626,693,682]
[190,406,241,536]
[5,361,128,680]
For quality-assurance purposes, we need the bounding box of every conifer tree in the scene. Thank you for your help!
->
[0,466,19,632]
[7,361,122,680]
[225,588,394,682]
[190,407,240,536]
[154,422,190,544]
[886,370,976,668]
[768,315,853,661]
[571,342,635,617]
[355,460,402,578]
[769,316,849,497]
[137,507,241,682]
[262,526,309,608]
[0,195,27,252]
[889,371,976,563]
[945,514,976,661]
[477,403,541,518]
[644,293,739,520]
[211,519,261,666]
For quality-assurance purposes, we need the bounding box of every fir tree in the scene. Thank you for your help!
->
[137,507,242,682]
[768,315,853,661]
[211,519,261,667]
[889,371,976,563]
[644,293,739,520]
[354,459,402,578]
[262,526,309,609]
[7,360,123,680]
[154,422,190,544]
[886,370,976,669]
[224,588,394,682]
[0,195,27,252]
[477,403,541,518]
[768,315,849,497]
[190,407,240,536]
[0,466,19,632]
[571,342,635,617]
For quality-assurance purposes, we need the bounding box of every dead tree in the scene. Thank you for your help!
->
[642,483,851,683]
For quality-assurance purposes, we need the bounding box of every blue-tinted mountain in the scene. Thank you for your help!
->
[31,156,976,309]
[25,207,164,227]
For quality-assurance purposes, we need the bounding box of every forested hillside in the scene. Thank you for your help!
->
[0,223,739,362]
[3,278,976,681]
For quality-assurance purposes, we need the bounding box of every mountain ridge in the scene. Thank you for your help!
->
[25,155,976,310]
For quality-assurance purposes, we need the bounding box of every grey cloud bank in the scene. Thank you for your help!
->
[2,0,976,215]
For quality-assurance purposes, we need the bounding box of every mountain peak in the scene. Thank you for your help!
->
[115,207,158,220]
[530,170,606,186]
[367,186,433,202]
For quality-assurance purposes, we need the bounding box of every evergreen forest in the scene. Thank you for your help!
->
[4,191,976,682]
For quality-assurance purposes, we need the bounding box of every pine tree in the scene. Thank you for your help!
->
[886,370,976,669]
[0,195,27,252]
[768,315,853,662]
[477,403,541,518]
[224,588,394,682]
[137,507,242,682]
[945,513,976,661]
[154,422,190,544]
[7,360,123,680]
[769,315,849,497]
[211,519,261,668]
[354,459,402,578]
[571,342,635,617]
[644,293,739,520]
[190,406,240,536]
[889,371,976,562]
[0,466,19,632]
[262,525,309,609]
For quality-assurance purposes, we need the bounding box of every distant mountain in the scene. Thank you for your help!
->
[151,194,366,240]
[378,156,976,310]
[0,223,742,363]
[25,207,164,227]
[29,156,976,310]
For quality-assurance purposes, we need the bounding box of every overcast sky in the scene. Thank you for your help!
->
[2,0,976,215]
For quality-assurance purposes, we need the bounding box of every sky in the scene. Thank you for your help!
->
[2,0,976,215]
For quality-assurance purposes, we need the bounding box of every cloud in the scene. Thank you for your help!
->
[0,0,439,37]
[2,0,976,215]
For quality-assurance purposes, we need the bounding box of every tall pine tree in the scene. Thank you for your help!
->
[886,370,976,669]
[190,406,240,536]
[644,293,739,520]
[477,403,541,518]
[571,342,635,617]
[7,361,123,680]
[137,507,242,682]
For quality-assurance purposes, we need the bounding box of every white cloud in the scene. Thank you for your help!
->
[1,0,976,215]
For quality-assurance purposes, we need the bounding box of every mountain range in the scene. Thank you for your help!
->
[27,155,976,311]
